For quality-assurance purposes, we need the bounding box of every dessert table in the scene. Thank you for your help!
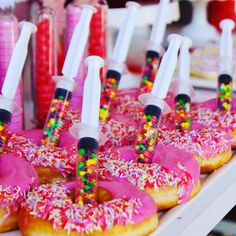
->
[4,154,236,236]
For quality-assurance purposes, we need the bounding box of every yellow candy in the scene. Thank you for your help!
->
[225,93,231,99]
[0,126,3,132]
[110,91,116,99]
[52,99,58,104]
[49,118,55,125]
[87,159,97,166]
[50,107,56,112]
[137,136,142,141]
[143,124,150,130]
[99,109,109,121]
[148,146,154,152]
[65,100,70,106]
[149,139,155,146]
[79,171,86,176]
[146,81,152,88]
[139,154,144,159]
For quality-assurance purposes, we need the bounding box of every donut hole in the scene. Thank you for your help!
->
[97,187,113,203]
[67,187,113,204]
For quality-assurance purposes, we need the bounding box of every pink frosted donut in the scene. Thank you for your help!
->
[18,180,158,236]
[98,145,200,209]
[4,131,200,209]
[191,98,236,146]
[64,110,138,149]
[0,154,39,232]
[4,132,76,184]
[155,123,232,172]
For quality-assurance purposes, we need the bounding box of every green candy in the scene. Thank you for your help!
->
[84,185,90,191]
[146,114,152,121]
[139,144,146,151]
[78,162,85,169]
[91,153,97,159]
[79,149,86,155]
[81,177,86,182]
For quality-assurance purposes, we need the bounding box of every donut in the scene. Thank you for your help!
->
[18,180,158,236]
[110,88,175,123]
[3,111,138,183]
[0,154,39,232]
[98,145,201,209]
[190,42,219,80]
[191,98,236,146]
[4,132,76,184]
[4,131,200,209]
[155,122,232,173]
[64,110,138,149]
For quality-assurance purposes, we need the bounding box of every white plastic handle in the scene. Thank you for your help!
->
[111,1,140,65]
[149,0,169,51]
[81,56,104,130]
[2,21,37,100]
[179,37,192,82]
[151,34,182,99]
[178,37,192,95]
[219,19,235,75]
[62,4,96,80]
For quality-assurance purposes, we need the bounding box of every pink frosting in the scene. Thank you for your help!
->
[100,146,200,203]
[0,154,39,217]
[64,110,138,149]
[156,125,231,158]
[114,145,200,182]
[152,145,199,202]
[110,88,175,122]
[98,180,156,224]
[0,154,39,190]
[21,180,157,234]
[21,129,76,147]
[193,97,236,111]
[113,145,199,202]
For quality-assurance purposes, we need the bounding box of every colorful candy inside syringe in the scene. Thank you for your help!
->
[135,104,161,163]
[140,50,160,94]
[175,93,191,131]
[76,137,98,205]
[99,70,121,121]
[217,73,233,112]
[0,109,12,152]
[41,88,72,147]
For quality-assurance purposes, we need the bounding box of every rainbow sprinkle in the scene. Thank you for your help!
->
[22,183,142,234]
